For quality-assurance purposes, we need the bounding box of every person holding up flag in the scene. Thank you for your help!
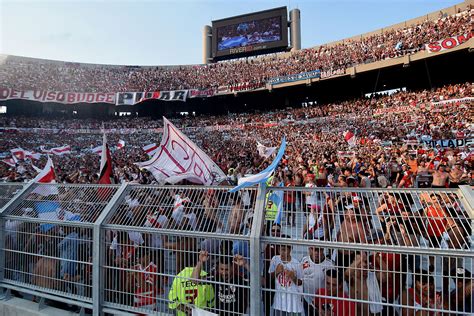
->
[229,137,286,237]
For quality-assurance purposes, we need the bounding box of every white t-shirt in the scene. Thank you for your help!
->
[268,255,304,313]
[301,256,334,304]
[307,212,324,239]
[144,213,168,248]
[172,194,186,224]
[305,183,318,207]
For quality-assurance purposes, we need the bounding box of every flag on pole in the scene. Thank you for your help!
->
[343,131,357,148]
[143,143,159,157]
[31,155,58,196]
[136,117,226,185]
[10,148,25,160]
[257,141,277,159]
[117,139,125,149]
[229,137,286,193]
[98,134,113,184]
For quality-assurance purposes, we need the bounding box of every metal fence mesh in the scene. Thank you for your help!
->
[102,186,256,314]
[0,183,24,209]
[0,184,472,315]
[1,184,119,304]
[3,183,120,223]
[260,187,474,316]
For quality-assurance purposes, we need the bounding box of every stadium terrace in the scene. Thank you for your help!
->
[0,1,473,316]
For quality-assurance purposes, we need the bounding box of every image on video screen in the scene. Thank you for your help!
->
[216,16,281,51]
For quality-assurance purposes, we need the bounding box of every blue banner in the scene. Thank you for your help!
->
[267,70,321,85]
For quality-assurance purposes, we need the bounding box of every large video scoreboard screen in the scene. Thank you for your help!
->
[212,7,288,60]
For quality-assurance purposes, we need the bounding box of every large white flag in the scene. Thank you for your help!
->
[143,143,159,157]
[136,117,226,185]
[257,141,277,158]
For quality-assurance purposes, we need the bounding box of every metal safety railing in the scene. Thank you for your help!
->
[0,183,25,209]
[100,185,257,315]
[259,187,474,316]
[0,183,121,311]
[0,183,472,315]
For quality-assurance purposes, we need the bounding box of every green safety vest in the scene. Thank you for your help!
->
[168,267,215,315]
[265,191,278,221]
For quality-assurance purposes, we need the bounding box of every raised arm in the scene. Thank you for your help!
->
[191,250,209,284]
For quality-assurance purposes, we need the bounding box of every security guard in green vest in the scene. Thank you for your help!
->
[264,176,280,235]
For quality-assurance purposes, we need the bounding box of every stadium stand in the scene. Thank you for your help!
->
[0,6,472,92]
[0,1,473,316]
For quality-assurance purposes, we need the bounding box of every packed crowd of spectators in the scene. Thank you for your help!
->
[3,138,473,315]
[7,186,467,315]
[1,4,473,316]
[1,82,472,191]
[0,77,472,316]
[0,8,472,92]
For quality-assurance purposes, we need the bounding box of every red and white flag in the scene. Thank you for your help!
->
[31,156,59,196]
[136,117,226,185]
[343,131,357,148]
[1,158,16,167]
[117,139,125,150]
[25,151,42,160]
[51,145,72,156]
[11,148,25,160]
[33,156,56,183]
[91,145,102,155]
[98,134,113,184]
[143,143,159,157]
[40,146,51,154]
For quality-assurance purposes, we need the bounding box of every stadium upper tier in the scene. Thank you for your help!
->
[0,4,472,93]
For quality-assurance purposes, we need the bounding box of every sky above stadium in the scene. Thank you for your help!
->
[0,0,463,66]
